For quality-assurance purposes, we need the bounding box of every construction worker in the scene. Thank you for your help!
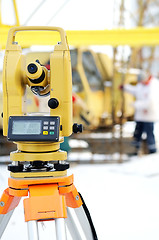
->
[121,71,159,155]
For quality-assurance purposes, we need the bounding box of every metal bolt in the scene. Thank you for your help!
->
[0,201,5,207]
[75,195,79,201]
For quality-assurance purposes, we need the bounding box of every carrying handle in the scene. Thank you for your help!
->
[6,26,68,50]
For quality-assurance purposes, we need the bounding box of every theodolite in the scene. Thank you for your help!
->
[0,26,97,240]
[3,26,76,177]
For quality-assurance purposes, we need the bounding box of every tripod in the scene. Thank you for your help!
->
[0,173,98,239]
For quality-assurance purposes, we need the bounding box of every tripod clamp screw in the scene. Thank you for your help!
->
[0,201,5,207]
[75,195,80,200]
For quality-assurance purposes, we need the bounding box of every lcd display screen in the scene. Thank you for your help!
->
[12,120,41,135]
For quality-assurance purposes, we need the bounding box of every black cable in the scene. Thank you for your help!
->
[78,192,98,240]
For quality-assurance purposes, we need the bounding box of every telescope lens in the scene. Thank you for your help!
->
[28,63,38,74]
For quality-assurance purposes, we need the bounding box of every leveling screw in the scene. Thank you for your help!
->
[0,201,5,207]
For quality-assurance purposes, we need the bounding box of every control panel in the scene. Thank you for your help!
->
[8,116,60,142]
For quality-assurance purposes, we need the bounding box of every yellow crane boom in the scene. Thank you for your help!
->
[1,27,159,49]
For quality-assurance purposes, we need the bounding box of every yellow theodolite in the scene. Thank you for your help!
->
[3,26,74,178]
[0,26,97,240]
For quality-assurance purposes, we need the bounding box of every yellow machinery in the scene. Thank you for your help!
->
[1,27,159,49]
[96,52,113,81]
[71,48,137,129]
[70,48,105,129]
[96,52,137,123]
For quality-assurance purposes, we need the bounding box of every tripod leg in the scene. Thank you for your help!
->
[0,210,14,238]
[74,206,94,239]
[27,221,39,240]
[55,218,67,240]
[0,188,21,238]
[61,184,98,240]
[66,208,82,240]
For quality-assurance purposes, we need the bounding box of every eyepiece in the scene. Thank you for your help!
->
[27,63,38,74]
[26,61,49,93]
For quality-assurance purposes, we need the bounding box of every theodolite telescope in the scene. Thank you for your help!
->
[26,60,50,97]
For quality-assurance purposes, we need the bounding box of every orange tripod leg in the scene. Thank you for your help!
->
[0,188,21,214]
[59,183,83,208]
[0,188,21,238]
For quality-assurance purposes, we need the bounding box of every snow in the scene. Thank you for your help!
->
[71,156,159,240]
[0,153,159,239]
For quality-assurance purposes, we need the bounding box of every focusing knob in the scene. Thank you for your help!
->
[73,123,83,133]
[48,98,59,109]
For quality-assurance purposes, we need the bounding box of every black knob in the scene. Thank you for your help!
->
[48,98,59,109]
[73,123,83,133]
[1,112,3,118]
[54,162,70,171]
[8,164,23,172]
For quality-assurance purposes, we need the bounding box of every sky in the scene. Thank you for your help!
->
[1,0,137,31]
[1,0,116,29]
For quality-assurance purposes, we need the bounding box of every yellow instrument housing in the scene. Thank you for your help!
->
[3,26,72,138]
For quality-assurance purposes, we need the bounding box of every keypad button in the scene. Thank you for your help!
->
[50,126,55,130]
[50,121,55,125]
[43,131,48,135]
[44,121,49,125]
[43,126,48,130]
[50,131,54,135]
